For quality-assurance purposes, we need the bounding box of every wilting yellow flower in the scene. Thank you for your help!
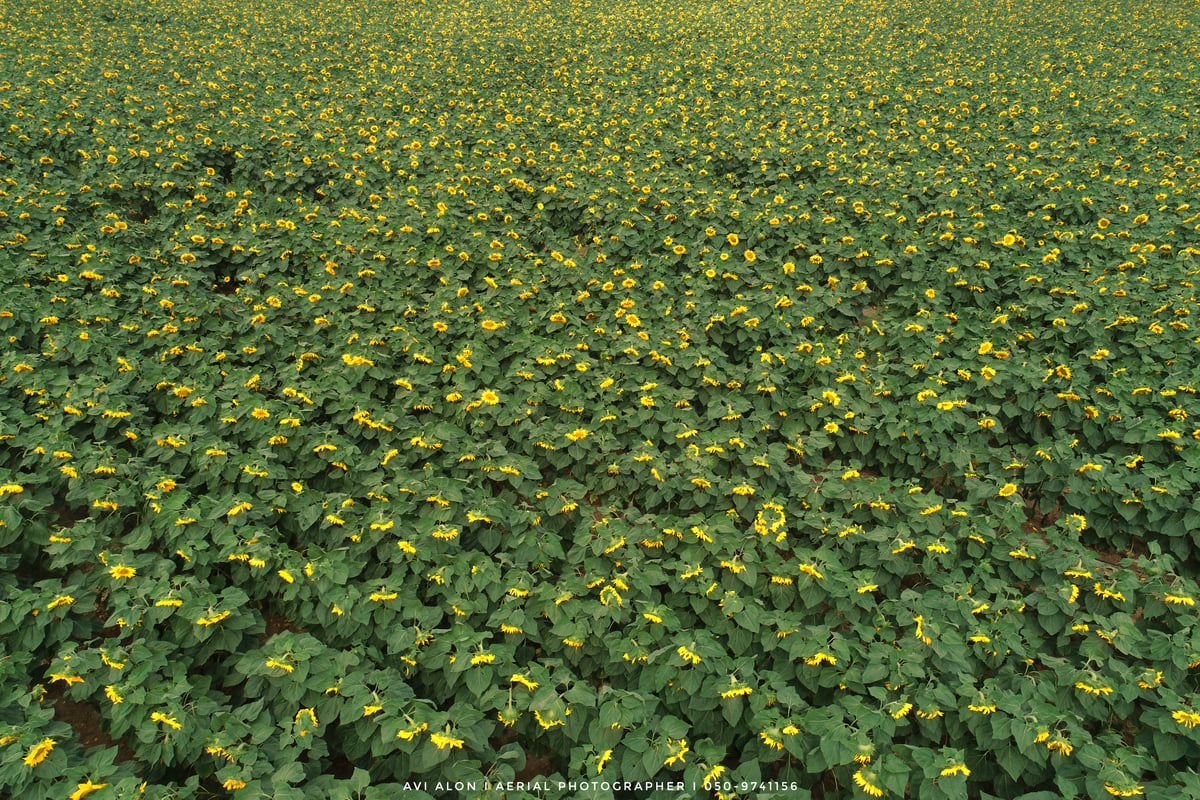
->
[703,764,727,784]
[1075,681,1113,696]
[1136,669,1163,690]
[759,730,783,749]
[396,721,427,740]
[511,673,539,690]
[535,709,567,729]
[1046,737,1073,756]
[69,780,108,800]
[151,711,183,730]
[940,764,970,777]
[206,745,234,761]
[663,737,689,766]
[49,673,83,686]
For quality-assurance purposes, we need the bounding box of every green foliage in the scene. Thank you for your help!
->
[2,0,1200,797]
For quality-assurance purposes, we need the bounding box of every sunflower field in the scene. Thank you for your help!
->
[2,0,1200,797]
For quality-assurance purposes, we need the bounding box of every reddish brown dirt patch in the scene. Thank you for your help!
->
[46,683,137,765]
[514,752,553,781]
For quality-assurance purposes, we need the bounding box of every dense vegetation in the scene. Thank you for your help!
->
[3,0,1200,797]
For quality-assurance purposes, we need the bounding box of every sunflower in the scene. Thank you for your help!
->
[663,737,689,765]
[853,766,884,796]
[1173,709,1200,727]
[69,780,108,800]
[23,737,55,767]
